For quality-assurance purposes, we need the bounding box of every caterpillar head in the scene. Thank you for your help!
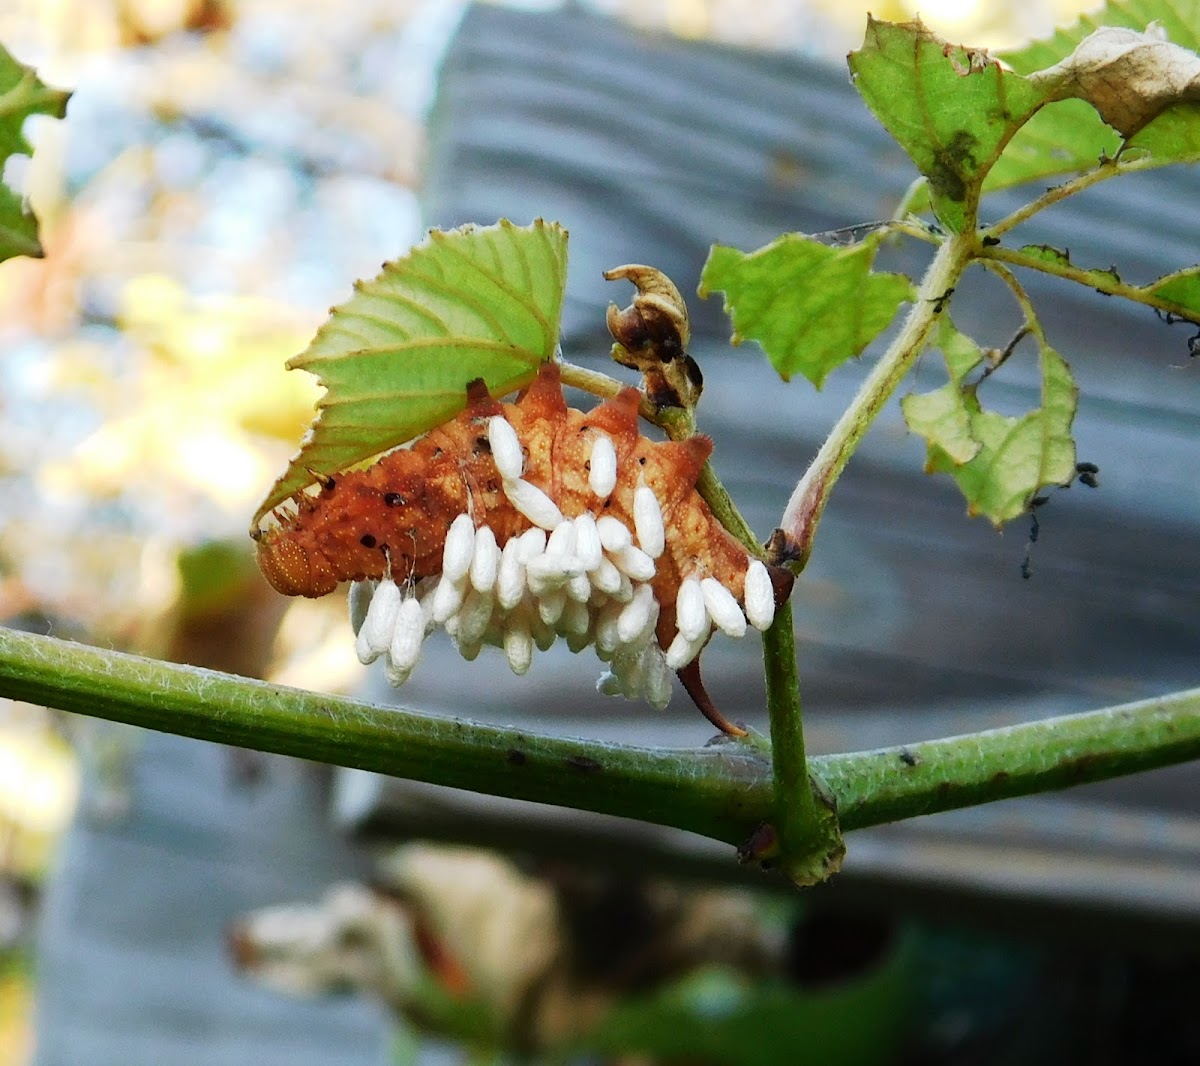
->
[255,461,431,597]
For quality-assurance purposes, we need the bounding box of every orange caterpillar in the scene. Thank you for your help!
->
[254,363,791,731]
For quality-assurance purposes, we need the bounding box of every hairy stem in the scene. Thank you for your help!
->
[780,232,974,568]
[5,628,1193,855]
[982,244,1200,322]
[984,157,1126,240]
[0,627,770,844]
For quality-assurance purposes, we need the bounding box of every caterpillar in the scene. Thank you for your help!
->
[253,362,793,732]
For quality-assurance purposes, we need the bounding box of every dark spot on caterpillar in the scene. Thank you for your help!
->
[506,749,527,765]
[432,447,443,459]
[487,478,499,493]
[360,534,377,549]
[383,492,405,507]
[565,755,602,773]
[474,435,491,455]
[638,456,646,465]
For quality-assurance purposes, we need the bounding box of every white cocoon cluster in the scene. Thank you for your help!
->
[345,412,777,710]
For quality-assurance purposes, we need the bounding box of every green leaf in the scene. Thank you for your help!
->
[1143,264,1200,318]
[0,44,70,263]
[1125,101,1200,163]
[847,18,1046,231]
[906,319,1079,526]
[253,219,568,523]
[698,234,913,387]
[995,0,1200,185]
[984,101,1122,193]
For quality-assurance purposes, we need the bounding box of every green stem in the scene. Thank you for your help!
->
[763,601,809,823]
[982,244,1200,322]
[0,626,770,845]
[985,157,1126,240]
[760,602,844,882]
[779,231,973,568]
[3,627,1196,857]
[822,690,1200,830]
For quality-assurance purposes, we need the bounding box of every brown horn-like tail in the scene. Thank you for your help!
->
[677,658,747,737]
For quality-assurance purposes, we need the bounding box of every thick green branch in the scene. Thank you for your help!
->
[1,628,1196,853]
[0,626,770,845]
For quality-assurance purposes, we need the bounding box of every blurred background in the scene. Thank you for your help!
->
[2,0,1199,1064]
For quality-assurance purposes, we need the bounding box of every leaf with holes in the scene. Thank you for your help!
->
[848,18,1046,232]
[901,321,983,466]
[699,233,912,387]
[1014,243,1125,289]
[0,44,70,263]
[253,220,569,524]
[906,319,1079,526]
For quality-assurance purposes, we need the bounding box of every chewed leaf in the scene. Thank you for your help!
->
[901,322,984,465]
[1018,243,1124,288]
[0,44,71,263]
[699,233,912,387]
[847,18,1045,232]
[906,319,1079,526]
[1006,243,1200,322]
[253,220,568,524]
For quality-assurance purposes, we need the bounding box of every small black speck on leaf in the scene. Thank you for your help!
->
[565,755,602,773]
